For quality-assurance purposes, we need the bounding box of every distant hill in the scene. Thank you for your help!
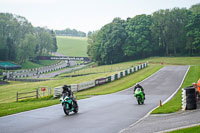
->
[55,28,86,37]
[56,36,89,57]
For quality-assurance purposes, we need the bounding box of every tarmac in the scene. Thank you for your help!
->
[120,104,200,133]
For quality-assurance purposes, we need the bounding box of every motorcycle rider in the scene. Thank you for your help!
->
[134,83,145,100]
[62,85,77,108]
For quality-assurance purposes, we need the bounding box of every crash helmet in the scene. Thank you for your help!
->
[63,84,69,91]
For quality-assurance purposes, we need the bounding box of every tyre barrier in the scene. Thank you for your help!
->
[182,86,197,110]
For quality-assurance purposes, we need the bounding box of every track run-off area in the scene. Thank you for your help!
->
[0,66,189,133]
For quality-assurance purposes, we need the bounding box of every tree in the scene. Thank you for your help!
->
[186,13,200,55]
[87,18,127,65]
[17,33,37,64]
[190,3,200,14]
[50,30,58,52]
[123,14,153,59]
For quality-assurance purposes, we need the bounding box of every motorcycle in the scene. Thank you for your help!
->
[134,88,145,105]
[60,93,79,115]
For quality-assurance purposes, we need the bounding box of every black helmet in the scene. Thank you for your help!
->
[63,85,69,91]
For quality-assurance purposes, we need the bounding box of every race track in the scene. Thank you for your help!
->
[0,66,189,133]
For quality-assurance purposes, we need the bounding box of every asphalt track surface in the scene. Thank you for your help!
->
[0,66,189,133]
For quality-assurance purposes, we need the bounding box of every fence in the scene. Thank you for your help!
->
[16,87,52,102]
[16,90,38,102]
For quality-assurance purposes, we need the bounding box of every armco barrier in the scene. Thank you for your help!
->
[106,76,111,83]
[78,80,95,91]
[95,78,107,86]
[54,86,63,98]
[120,72,123,78]
[130,68,133,73]
[71,84,78,92]
[111,75,115,81]
[114,74,118,80]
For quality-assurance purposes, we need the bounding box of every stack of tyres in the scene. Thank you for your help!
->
[184,86,197,110]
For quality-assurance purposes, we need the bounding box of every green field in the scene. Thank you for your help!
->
[56,36,89,57]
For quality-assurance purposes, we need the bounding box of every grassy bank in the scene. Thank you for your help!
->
[152,65,200,114]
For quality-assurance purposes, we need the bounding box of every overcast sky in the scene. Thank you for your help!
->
[0,0,199,33]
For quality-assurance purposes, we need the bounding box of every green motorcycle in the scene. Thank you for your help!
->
[60,94,78,115]
[134,88,145,105]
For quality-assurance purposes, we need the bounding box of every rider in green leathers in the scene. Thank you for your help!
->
[134,83,145,100]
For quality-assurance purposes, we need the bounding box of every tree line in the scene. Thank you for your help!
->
[0,13,57,64]
[55,28,86,37]
[87,3,200,65]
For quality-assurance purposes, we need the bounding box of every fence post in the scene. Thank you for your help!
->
[16,92,18,102]
[36,89,39,99]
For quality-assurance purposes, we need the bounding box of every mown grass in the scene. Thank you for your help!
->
[0,71,118,103]
[56,36,89,57]
[168,125,200,133]
[152,65,200,114]
[143,57,200,65]
[0,96,59,116]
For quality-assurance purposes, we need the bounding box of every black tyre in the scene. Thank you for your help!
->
[73,102,79,113]
[186,103,197,110]
[186,93,196,97]
[186,99,196,104]
[137,96,142,105]
[63,104,70,115]
[186,95,196,99]
[185,87,195,94]
[73,105,79,113]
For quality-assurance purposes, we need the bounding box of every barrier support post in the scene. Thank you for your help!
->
[16,92,18,102]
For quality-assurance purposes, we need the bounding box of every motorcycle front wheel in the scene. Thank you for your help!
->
[63,104,70,115]
[73,102,79,113]
[137,96,142,105]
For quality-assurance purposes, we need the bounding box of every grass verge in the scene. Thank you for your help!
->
[168,125,200,133]
[151,65,200,114]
